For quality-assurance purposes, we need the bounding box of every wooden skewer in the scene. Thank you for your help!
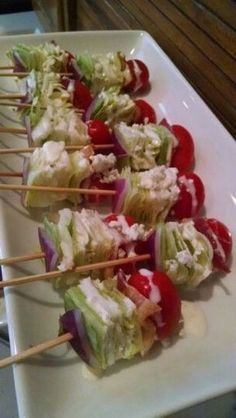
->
[0,101,32,108]
[0,102,83,115]
[0,72,73,77]
[0,126,27,134]
[0,171,22,177]
[0,251,45,265]
[0,93,24,99]
[0,183,117,195]
[0,144,114,154]
[0,65,14,70]
[0,254,151,289]
[0,332,72,369]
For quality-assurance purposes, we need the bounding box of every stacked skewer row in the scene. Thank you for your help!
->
[0,41,232,371]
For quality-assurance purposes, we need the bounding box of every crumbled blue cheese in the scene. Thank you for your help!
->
[163,221,213,287]
[90,153,119,183]
[138,166,179,210]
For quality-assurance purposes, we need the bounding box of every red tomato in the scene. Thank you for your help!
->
[134,99,157,124]
[73,80,92,112]
[125,59,150,93]
[169,172,205,220]
[194,218,232,272]
[170,125,194,172]
[86,119,112,145]
[128,271,181,339]
[104,213,135,226]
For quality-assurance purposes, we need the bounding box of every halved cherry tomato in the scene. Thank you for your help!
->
[128,271,181,339]
[134,99,157,124]
[125,59,150,93]
[60,78,92,112]
[170,125,194,172]
[86,119,112,145]
[194,218,232,272]
[104,213,135,226]
[73,80,92,112]
[169,172,205,220]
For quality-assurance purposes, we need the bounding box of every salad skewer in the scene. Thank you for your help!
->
[5,42,150,95]
[0,254,151,289]
[0,268,182,370]
[0,209,232,289]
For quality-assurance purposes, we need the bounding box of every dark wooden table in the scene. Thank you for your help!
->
[65,0,236,138]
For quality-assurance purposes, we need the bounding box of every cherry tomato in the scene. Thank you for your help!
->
[194,218,232,272]
[170,125,194,172]
[104,213,135,226]
[169,172,205,220]
[125,59,150,93]
[86,119,112,145]
[134,99,157,124]
[128,271,181,339]
[73,80,92,112]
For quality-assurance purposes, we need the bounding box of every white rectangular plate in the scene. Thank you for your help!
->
[0,31,236,418]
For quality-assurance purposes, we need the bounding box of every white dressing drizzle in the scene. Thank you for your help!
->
[138,269,161,304]
[132,60,143,92]
[181,301,207,337]
[179,175,198,216]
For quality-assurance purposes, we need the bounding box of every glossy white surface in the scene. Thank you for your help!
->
[0,31,235,418]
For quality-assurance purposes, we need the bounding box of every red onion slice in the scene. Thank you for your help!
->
[60,309,93,366]
[146,230,161,271]
[111,131,128,157]
[24,115,33,146]
[84,97,97,122]
[68,59,82,80]
[112,178,129,213]
[38,228,59,272]
[12,51,27,72]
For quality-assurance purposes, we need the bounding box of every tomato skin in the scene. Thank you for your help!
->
[86,119,112,145]
[128,272,151,299]
[194,218,232,272]
[152,272,181,339]
[169,172,205,220]
[125,59,150,93]
[128,271,181,339]
[170,125,194,172]
[134,99,157,124]
[104,213,135,226]
[73,80,92,112]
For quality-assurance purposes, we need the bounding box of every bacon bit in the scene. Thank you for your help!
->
[136,298,160,325]
[81,145,94,159]
[141,318,157,354]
